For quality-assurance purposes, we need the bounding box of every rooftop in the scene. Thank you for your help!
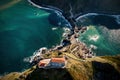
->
[38,59,51,67]
[51,58,65,63]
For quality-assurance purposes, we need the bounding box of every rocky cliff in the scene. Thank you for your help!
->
[1,1,120,80]
[31,0,120,17]
[1,35,120,80]
[30,0,120,28]
[1,55,120,80]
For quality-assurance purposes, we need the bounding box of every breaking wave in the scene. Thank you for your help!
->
[24,47,47,63]
[88,34,100,42]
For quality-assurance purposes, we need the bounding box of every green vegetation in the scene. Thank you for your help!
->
[0,40,120,80]
[1,42,120,80]
[1,51,120,80]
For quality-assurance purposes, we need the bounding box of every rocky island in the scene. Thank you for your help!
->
[1,45,120,80]
[1,23,120,80]
[0,0,120,80]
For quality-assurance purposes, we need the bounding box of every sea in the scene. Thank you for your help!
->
[0,0,67,75]
[77,13,120,56]
[0,0,120,75]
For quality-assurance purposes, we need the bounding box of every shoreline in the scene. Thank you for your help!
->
[74,11,120,19]
[27,0,120,63]
[27,0,116,62]
[28,25,95,64]
[27,0,93,60]
[28,0,73,29]
[28,0,120,29]
[28,0,120,21]
[28,0,63,14]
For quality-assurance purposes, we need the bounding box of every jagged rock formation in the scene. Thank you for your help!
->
[31,0,120,28]
[1,36,120,80]
[31,0,120,17]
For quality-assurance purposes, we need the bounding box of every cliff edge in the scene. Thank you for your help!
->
[1,48,120,80]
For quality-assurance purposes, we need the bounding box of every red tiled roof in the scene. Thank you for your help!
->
[51,58,65,63]
[38,62,46,67]
[38,59,51,67]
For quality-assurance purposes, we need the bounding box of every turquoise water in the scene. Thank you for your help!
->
[78,15,120,56]
[0,0,120,75]
[0,0,64,74]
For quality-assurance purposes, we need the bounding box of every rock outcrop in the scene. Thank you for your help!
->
[31,0,120,17]
[1,53,120,80]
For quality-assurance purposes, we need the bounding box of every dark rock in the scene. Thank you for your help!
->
[25,68,73,80]
[62,39,71,47]
[31,0,120,16]
[92,61,120,80]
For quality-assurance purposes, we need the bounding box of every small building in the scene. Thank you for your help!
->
[38,59,51,68]
[50,58,66,68]
[38,57,66,68]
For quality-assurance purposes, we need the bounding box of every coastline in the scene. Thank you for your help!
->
[27,0,120,65]
[0,0,119,79]
[28,0,73,29]
[29,0,120,20]
[27,0,120,62]
[74,11,120,19]
[28,0,120,28]
[27,0,94,61]
[28,0,63,14]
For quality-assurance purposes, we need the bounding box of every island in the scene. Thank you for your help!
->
[0,0,120,80]
[0,26,120,80]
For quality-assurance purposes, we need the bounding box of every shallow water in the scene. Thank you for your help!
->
[77,14,120,56]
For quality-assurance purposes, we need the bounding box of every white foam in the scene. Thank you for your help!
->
[90,44,97,49]
[89,35,99,42]
[23,47,47,63]
[63,27,71,32]
[23,57,31,62]
[76,13,99,21]
[52,27,58,30]
[62,27,71,38]
[76,13,120,25]
[87,26,90,30]
[27,13,50,18]
[28,0,120,27]
[28,0,72,29]
[28,0,56,11]
[112,15,120,24]
[62,33,68,38]
[28,0,63,14]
